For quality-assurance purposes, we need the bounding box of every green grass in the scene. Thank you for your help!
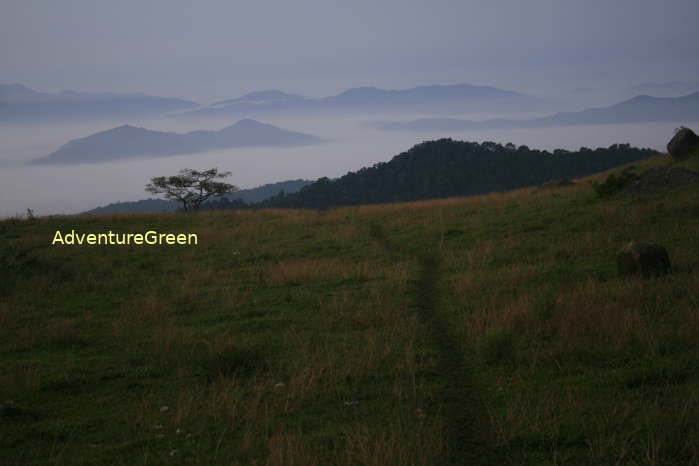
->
[2,152,699,465]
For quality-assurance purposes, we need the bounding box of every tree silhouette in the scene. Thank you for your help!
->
[145,168,238,212]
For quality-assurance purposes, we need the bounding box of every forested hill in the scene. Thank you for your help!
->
[261,139,658,209]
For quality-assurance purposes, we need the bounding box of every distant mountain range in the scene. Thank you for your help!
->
[181,83,548,118]
[627,81,699,97]
[31,119,324,164]
[375,92,699,132]
[0,83,198,124]
[7,81,695,128]
[1,82,550,124]
[83,179,312,214]
[210,89,308,108]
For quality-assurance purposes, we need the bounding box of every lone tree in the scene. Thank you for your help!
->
[145,168,238,212]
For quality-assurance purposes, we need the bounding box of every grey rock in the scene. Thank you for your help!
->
[667,126,699,161]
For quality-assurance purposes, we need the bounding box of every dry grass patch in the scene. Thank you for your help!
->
[0,363,42,400]
[264,431,324,466]
[351,187,545,216]
[0,301,35,330]
[451,270,477,295]
[546,280,649,353]
[42,316,88,346]
[132,293,171,321]
[194,224,239,247]
[453,240,497,269]
[464,294,535,339]
[339,417,447,466]
[254,208,318,226]
[541,278,699,357]
[274,330,356,411]
[178,264,219,287]
[587,392,699,464]
[489,374,575,448]
[171,377,246,425]
[7,315,89,352]
[265,258,368,286]
[112,293,172,338]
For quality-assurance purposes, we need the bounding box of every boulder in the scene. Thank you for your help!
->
[617,241,671,278]
[667,127,699,161]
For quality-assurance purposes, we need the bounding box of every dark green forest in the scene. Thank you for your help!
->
[204,139,657,210]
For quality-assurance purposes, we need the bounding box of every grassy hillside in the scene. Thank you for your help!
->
[2,152,699,465]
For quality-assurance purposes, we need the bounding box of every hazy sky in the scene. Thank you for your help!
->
[2,0,698,102]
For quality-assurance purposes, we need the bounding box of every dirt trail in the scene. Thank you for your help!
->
[370,224,498,465]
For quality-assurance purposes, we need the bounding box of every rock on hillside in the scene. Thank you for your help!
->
[617,241,672,278]
[667,126,699,161]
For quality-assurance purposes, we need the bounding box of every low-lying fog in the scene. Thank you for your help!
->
[0,115,691,218]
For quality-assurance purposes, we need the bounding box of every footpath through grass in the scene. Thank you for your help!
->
[2,152,699,464]
[370,224,498,465]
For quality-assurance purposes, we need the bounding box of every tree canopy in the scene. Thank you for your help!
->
[145,168,238,212]
[258,139,657,209]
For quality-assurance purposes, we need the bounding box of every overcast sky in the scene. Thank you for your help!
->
[2,0,698,102]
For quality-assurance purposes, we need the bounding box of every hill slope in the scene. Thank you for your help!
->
[263,139,657,208]
[32,119,324,164]
[84,179,312,214]
[2,145,699,465]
